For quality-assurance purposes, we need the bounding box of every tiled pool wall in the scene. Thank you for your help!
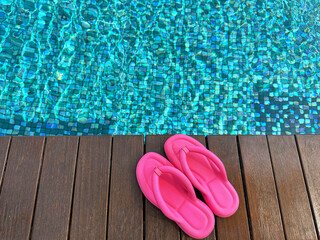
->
[0,0,319,135]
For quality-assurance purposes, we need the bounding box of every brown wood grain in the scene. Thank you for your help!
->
[0,136,45,240]
[70,135,112,240]
[296,135,320,237]
[267,135,317,239]
[238,135,285,240]
[107,135,144,240]
[181,135,216,240]
[0,137,10,190]
[145,135,180,240]
[31,136,79,240]
[1,135,318,240]
[207,135,250,240]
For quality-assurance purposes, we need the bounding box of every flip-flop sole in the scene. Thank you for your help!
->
[165,134,239,217]
[136,152,215,239]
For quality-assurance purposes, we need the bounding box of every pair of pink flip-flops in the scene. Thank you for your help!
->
[136,134,239,239]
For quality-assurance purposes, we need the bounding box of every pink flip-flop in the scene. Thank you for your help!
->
[136,152,215,239]
[164,134,239,217]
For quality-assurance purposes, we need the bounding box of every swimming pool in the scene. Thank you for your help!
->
[0,0,319,135]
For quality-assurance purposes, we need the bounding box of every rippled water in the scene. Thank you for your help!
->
[0,0,319,135]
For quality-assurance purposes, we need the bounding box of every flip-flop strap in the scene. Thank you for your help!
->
[179,145,228,191]
[152,165,196,223]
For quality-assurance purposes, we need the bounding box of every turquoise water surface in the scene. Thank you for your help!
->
[0,0,319,135]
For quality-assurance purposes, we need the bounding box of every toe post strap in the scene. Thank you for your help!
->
[154,167,162,176]
[181,146,189,154]
[152,166,197,222]
[179,145,228,182]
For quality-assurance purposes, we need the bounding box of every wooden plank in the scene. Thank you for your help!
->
[207,135,250,240]
[238,136,285,240]
[296,135,320,236]
[267,135,317,239]
[0,136,45,239]
[181,135,216,240]
[0,137,11,189]
[145,135,180,240]
[107,135,144,240]
[70,135,112,240]
[31,136,79,240]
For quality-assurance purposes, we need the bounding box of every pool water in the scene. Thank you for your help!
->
[0,0,319,135]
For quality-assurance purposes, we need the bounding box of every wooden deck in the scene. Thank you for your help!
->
[0,135,319,240]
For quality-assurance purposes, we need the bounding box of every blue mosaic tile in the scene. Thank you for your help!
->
[0,0,320,136]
